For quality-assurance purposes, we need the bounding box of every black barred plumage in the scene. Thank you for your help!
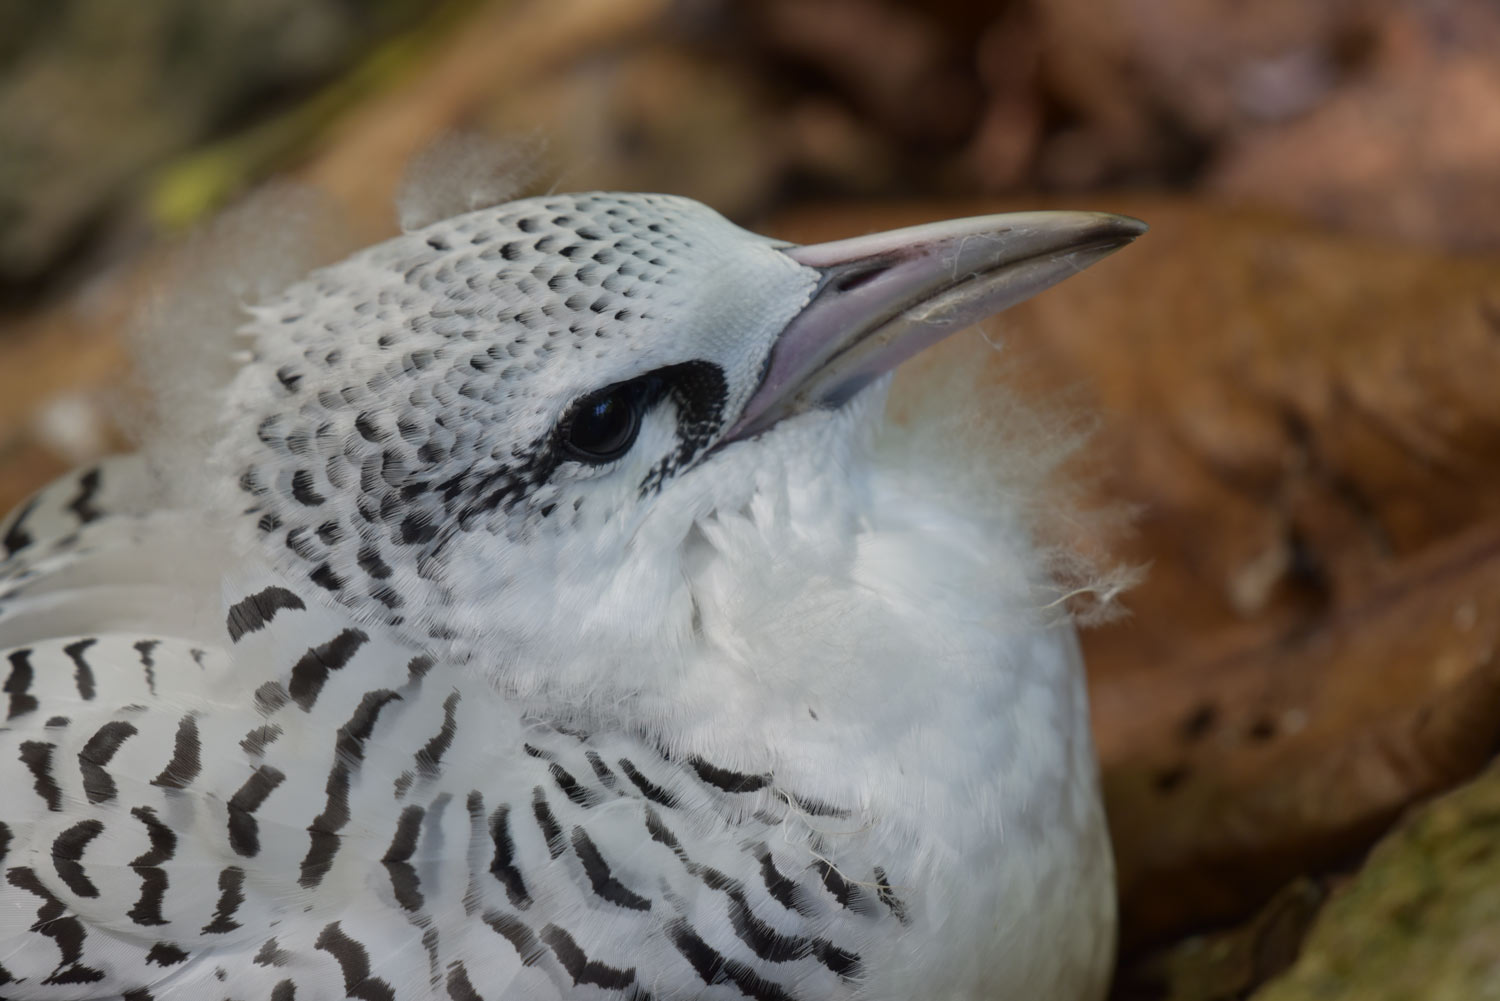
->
[412,691,460,778]
[126,806,176,927]
[382,806,426,911]
[486,804,531,909]
[687,756,771,794]
[299,689,403,888]
[444,964,482,1001]
[539,925,636,992]
[786,791,850,819]
[873,866,910,925]
[134,640,160,695]
[51,820,105,897]
[8,866,107,986]
[817,859,858,910]
[315,923,397,1001]
[585,751,618,790]
[78,719,137,804]
[227,766,286,857]
[616,758,679,808]
[65,468,104,526]
[240,722,282,758]
[570,827,651,912]
[202,866,247,935]
[254,939,291,967]
[687,862,823,968]
[480,912,543,969]
[2,496,39,558]
[752,845,810,916]
[530,788,565,859]
[153,714,202,788]
[227,586,308,643]
[287,629,368,711]
[63,640,98,701]
[253,680,290,715]
[667,920,797,1001]
[548,762,601,808]
[20,739,62,811]
[145,943,189,967]
[7,648,39,719]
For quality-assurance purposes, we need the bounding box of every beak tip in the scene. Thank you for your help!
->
[1082,212,1149,248]
[1061,213,1146,265]
[1113,213,1149,240]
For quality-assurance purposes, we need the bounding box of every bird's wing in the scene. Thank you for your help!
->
[0,463,492,1001]
[1,458,155,563]
[0,459,320,999]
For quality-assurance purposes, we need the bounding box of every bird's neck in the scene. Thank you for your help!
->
[615,457,1089,821]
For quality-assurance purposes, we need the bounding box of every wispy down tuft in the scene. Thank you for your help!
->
[395,132,548,232]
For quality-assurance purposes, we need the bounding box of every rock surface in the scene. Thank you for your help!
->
[1254,760,1500,1000]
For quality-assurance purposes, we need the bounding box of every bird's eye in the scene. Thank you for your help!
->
[561,385,643,462]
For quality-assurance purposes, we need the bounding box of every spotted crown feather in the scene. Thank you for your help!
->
[220,193,813,663]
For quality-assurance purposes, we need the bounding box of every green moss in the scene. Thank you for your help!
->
[147,0,484,229]
[1253,762,1500,1001]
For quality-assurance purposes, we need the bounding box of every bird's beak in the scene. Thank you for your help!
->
[721,211,1146,443]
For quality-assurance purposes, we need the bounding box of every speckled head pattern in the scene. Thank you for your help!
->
[222,193,820,660]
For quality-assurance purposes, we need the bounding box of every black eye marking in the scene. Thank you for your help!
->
[638,361,727,495]
[425,362,730,557]
[559,379,656,464]
[558,362,728,477]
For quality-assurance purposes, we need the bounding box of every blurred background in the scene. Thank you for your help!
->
[3,1,1500,997]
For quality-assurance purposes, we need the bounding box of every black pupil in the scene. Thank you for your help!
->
[565,389,640,461]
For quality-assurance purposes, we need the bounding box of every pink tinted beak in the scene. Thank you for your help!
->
[723,211,1146,443]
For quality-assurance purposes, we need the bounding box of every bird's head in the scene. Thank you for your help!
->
[220,193,1142,680]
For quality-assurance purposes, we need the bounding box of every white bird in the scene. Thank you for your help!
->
[0,192,1143,1001]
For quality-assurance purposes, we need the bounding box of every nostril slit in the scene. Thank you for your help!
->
[832,265,889,294]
